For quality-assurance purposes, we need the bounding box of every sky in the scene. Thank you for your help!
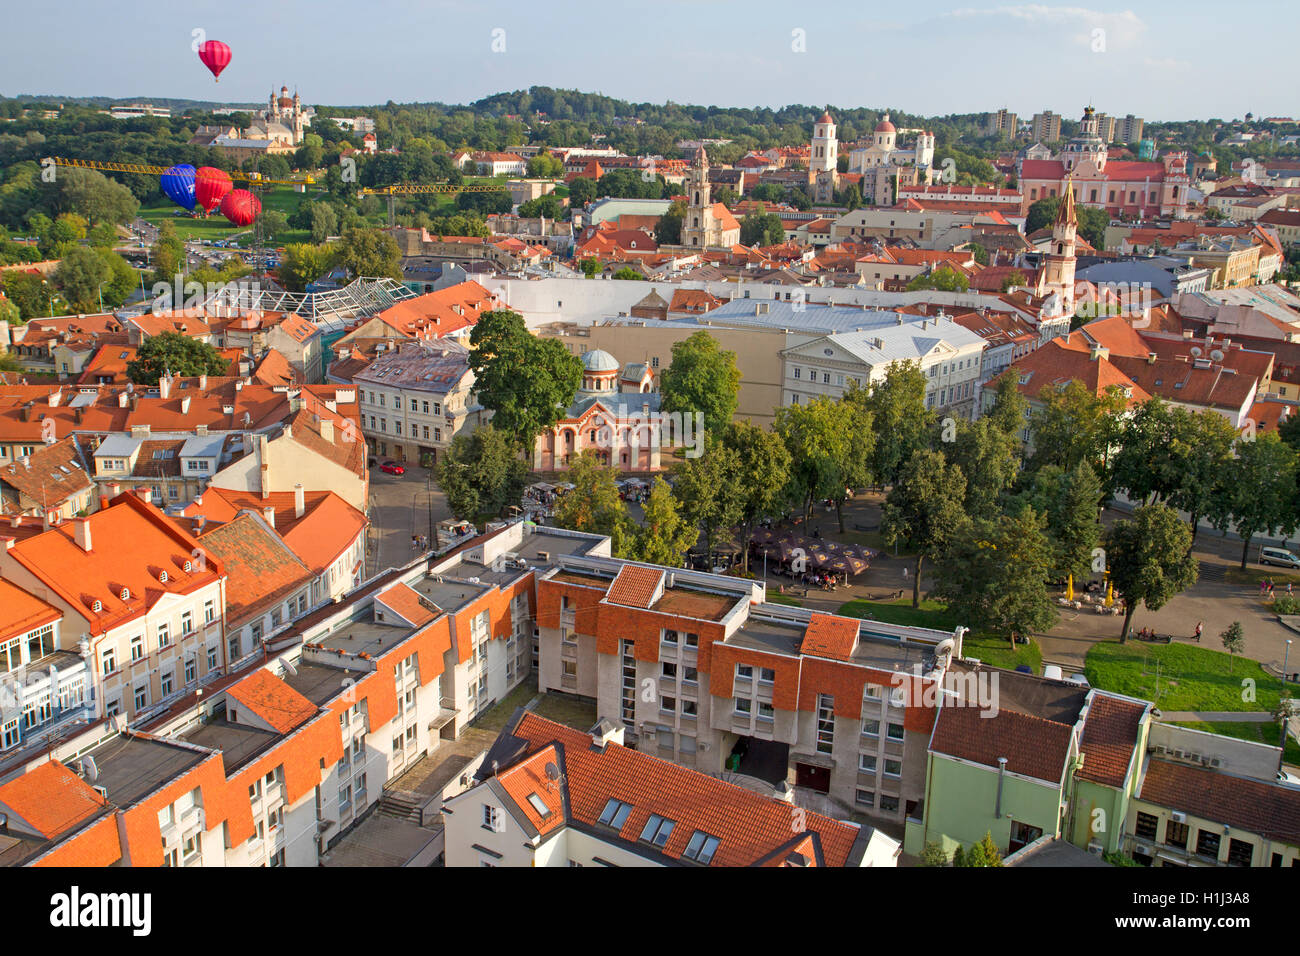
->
[1,0,1294,121]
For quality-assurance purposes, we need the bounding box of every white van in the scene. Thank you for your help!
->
[1260,546,1300,569]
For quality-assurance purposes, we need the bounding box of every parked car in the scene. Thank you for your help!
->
[1260,546,1300,569]
[379,461,405,476]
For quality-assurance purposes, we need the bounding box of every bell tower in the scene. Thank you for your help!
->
[682,147,715,247]
[1042,178,1078,314]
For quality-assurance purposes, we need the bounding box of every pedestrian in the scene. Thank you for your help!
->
[1194,621,1203,643]
[411,534,418,551]
[1290,582,1295,596]
[1261,579,1268,597]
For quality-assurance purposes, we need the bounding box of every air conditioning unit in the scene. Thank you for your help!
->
[1087,840,1104,855]
[1210,758,1222,768]
[1133,844,1152,857]
[1170,811,1186,823]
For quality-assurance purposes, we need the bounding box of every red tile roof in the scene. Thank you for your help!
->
[198,513,314,627]
[605,565,664,609]
[800,613,859,661]
[0,760,107,839]
[1077,694,1146,787]
[931,704,1074,783]
[1139,759,1300,845]
[0,578,61,645]
[375,582,438,627]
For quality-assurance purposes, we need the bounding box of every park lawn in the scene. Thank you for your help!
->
[469,681,597,735]
[139,186,317,245]
[839,597,958,631]
[1224,566,1300,588]
[1084,641,1285,714]
[960,631,1044,673]
[1174,719,1300,765]
[765,593,803,607]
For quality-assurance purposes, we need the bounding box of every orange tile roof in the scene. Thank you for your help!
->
[605,565,664,609]
[799,613,859,661]
[1077,694,1146,788]
[370,281,497,339]
[227,668,318,734]
[1140,758,1300,845]
[4,493,225,635]
[500,713,862,866]
[0,578,62,644]
[931,704,1074,783]
[375,582,438,627]
[496,744,567,837]
[0,760,107,838]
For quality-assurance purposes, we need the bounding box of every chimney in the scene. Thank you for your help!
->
[199,374,207,390]
[258,433,271,500]
[118,392,129,408]
[589,718,625,750]
[294,483,305,519]
[196,424,208,436]
[72,517,92,552]
[180,395,191,414]
[159,374,172,400]
[263,506,276,529]
[319,419,334,443]
[48,388,62,408]
[139,487,153,504]
[1089,345,1109,362]
[194,493,204,507]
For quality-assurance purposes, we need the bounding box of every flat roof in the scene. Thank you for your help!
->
[314,615,418,658]
[728,618,803,656]
[410,577,492,615]
[86,734,208,808]
[181,718,280,773]
[282,659,355,707]
[651,585,740,623]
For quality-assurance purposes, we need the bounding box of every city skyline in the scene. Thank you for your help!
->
[0,0,1292,121]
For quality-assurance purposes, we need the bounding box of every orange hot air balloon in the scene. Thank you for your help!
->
[194,167,233,214]
[220,189,262,228]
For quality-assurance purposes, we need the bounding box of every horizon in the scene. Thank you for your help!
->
[0,0,1289,121]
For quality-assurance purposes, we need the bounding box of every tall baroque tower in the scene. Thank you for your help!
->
[681,146,717,247]
[1042,178,1078,315]
[811,110,838,204]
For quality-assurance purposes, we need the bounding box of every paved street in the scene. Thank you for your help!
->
[365,464,452,574]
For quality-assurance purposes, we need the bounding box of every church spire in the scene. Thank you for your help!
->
[1055,177,1077,228]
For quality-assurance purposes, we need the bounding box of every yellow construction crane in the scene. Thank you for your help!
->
[360,181,510,226]
[44,156,314,187]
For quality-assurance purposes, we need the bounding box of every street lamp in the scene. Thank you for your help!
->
[1279,638,1294,777]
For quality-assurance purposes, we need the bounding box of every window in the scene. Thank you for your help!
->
[660,695,676,714]
[757,701,774,722]
[2,719,19,750]
[102,647,117,675]
[683,666,698,683]
[661,662,677,680]
[204,600,215,624]
[1227,838,1253,867]
[133,684,148,710]
[879,795,900,813]
[734,698,752,716]
[855,789,875,808]
[206,646,218,670]
[858,754,877,774]
[160,672,173,697]
[682,831,720,864]
[184,658,196,684]
[759,668,775,684]
[598,799,633,829]
[1195,829,1221,859]
[1134,812,1159,841]
[884,759,902,778]
[864,684,881,700]
[158,623,171,648]
[736,664,752,681]
[639,814,675,847]
[181,611,193,635]
[482,804,501,831]
[681,699,698,717]
[130,634,144,661]
[886,722,905,741]
[862,719,880,737]
[684,633,698,648]
[1165,819,1189,849]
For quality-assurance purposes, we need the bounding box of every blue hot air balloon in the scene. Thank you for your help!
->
[160,164,197,210]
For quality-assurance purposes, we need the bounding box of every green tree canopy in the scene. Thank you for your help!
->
[127,331,229,385]
[434,425,529,527]
[881,449,969,607]
[1102,502,1198,641]
[658,330,741,439]
[336,227,402,280]
[627,477,698,567]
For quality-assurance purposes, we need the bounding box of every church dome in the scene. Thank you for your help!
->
[818,111,834,125]
[581,349,620,373]
[874,114,896,133]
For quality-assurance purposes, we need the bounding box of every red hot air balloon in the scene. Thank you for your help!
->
[198,40,232,82]
[220,189,262,228]
[194,167,233,214]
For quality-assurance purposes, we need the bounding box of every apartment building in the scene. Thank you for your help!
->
[984,109,1018,138]
[441,711,901,867]
[0,435,95,519]
[1030,111,1063,144]
[533,554,962,827]
[352,339,484,465]
[0,493,227,725]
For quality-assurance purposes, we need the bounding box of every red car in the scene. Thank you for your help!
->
[379,461,405,476]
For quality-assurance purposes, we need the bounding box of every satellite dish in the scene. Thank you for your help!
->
[1189,346,1203,357]
[79,755,98,783]
[545,762,561,781]
[1210,350,1225,362]
[282,658,297,676]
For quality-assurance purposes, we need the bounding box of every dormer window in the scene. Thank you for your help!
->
[92,599,103,612]
[183,560,193,573]
[159,570,168,583]
[120,588,130,601]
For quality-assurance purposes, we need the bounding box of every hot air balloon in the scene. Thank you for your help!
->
[194,167,233,214]
[198,40,232,82]
[160,164,197,210]
[220,189,262,228]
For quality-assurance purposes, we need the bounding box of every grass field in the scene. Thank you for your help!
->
[839,597,958,631]
[139,186,319,245]
[1084,641,1287,714]
[1174,719,1300,764]
[469,681,597,735]
[764,593,803,607]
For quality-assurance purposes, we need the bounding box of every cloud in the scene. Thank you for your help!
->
[938,5,1146,48]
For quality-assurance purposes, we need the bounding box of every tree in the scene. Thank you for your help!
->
[739,211,784,247]
[1112,398,1185,505]
[881,449,969,607]
[54,245,110,313]
[958,833,1004,867]
[1103,503,1199,642]
[944,417,1019,515]
[932,505,1058,644]
[56,168,139,228]
[658,330,741,439]
[526,151,564,178]
[999,270,1028,292]
[721,420,791,572]
[920,842,950,867]
[967,242,989,265]
[1211,433,1300,569]
[1024,195,1107,248]
[774,397,849,526]
[654,201,684,245]
[308,202,338,243]
[1026,380,1128,486]
[434,425,528,526]
[671,436,740,562]
[278,243,338,293]
[906,266,968,293]
[552,451,632,553]
[468,309,583,448]
[259,210,290,240]
[627,477,697,566]
[127,332,229,385]
[611,266,645,280]
[1166,408,1238,544]
[1221,621,1245,673]
[95,247,137,309]
[579,256,601,279]
[517,194,565,220]
[985,372,1029,438]
[336,227,402,280]
[862,361,934,487]
[567,176,597,207]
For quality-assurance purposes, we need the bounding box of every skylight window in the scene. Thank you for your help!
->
[526,793,551,817]
[683,831,720,865]
[639,814,675,847]
[597,798,633,829]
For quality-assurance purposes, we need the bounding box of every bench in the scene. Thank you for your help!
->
[854,523,879,533]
